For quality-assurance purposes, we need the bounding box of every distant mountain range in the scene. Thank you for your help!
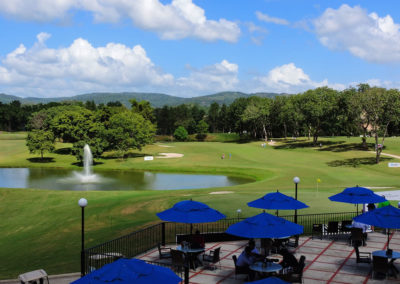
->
[0,91,287,107]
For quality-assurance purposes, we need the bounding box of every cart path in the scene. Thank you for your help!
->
[369,151,400,159]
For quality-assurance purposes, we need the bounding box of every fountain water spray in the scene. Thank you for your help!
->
[83,144,93,177]
[72,144,100,183]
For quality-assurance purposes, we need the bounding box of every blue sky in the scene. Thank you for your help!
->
[0,0,399,98]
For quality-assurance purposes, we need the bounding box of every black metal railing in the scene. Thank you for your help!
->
[83,211,358,282]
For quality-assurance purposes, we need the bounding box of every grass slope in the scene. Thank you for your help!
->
[0,134,400,278]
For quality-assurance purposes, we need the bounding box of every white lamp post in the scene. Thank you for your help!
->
[236,209,242,219]
[79,198,88,276]
[293,177,300,224]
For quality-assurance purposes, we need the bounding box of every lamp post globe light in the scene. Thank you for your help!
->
[236,208,242,219]
[79,198,88,276]
[293,177,300,224]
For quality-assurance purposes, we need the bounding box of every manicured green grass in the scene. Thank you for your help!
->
[1,133,400,278]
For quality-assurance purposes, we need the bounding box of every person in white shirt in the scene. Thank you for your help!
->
[352,220,368,246]
[352,221,368,233]
[236,246,256,280]
[237,246,255,267]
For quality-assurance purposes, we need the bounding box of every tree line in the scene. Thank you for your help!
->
[155,84,400,163]
[2,84,400,163]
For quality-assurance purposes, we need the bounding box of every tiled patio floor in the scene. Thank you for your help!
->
[137,231,400,283]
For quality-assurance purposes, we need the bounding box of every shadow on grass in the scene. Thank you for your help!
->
[102,152,148,160]
[318,142,377,152]
[54,147,72,155]
[327,157,392,167]
[274,140,345,149]
[225,139,254,144]
[27,157,55,163]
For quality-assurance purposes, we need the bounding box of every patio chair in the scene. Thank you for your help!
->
[171,249,186,272]
[157,243,172,259]
[372,255,389,279]
[354,246,371,263]
[326,221,339,238]
[350,227,365,247]
[340,220,352,234]
[203,247,221,270]
[280,255,306,283]
[312,224,323,240]
[232,255,249,280]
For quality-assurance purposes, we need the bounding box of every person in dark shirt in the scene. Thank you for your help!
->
[191,230,205,249]
[279,248,298,271]
[367,203,376,231]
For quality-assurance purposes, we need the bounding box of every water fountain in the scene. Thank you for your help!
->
[72,144,101,183]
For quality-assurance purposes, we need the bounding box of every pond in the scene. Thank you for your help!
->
[0,168,252,191]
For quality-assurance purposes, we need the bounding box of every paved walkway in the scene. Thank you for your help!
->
[137,231,400,283]
[4,231,400,284]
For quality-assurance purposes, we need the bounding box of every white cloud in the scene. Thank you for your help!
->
[245,22,268,45]
[0,0,240,42]
[0,34,174,97]
[176,60,239,95]
[0,34,242,97]
[256,11,289,25]
[255,63,344,93]
[0,34,381,97]
[314,4,400,63]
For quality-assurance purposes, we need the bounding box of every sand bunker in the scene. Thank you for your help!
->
[209,191,234,195]
[156,153,184,158]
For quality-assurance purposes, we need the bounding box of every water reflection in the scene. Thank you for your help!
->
[0,168,251,191]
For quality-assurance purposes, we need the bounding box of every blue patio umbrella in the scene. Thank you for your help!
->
[353,205,400,249]
[248,191,309,211]
[328,186,386,213]
[245,276,289,284]
[157,200,226,233]
[225,211,303,239]
[71,258,182,284]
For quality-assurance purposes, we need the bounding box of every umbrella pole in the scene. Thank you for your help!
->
[387,229,390,250]
[356,204,358,214]
[276,210,278,216]
[190,223,193,235]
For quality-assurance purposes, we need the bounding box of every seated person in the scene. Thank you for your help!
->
[279,248,298,271]
[191,230,205,249]
[237,246,256,280]
[248,239,264,261]
[352,221,368,245]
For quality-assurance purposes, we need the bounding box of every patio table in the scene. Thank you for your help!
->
[250,261,282,274]
[176,245,205,270]
[372,250,400,276]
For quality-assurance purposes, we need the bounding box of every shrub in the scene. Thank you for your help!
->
[174,126,188,141]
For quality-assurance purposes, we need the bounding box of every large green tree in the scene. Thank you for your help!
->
[207,102,220,133]
[357,87,400,163]
[26,129,55,159]
[103,110,156,158]
[241,97,271,140]
[298,87,338,144]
